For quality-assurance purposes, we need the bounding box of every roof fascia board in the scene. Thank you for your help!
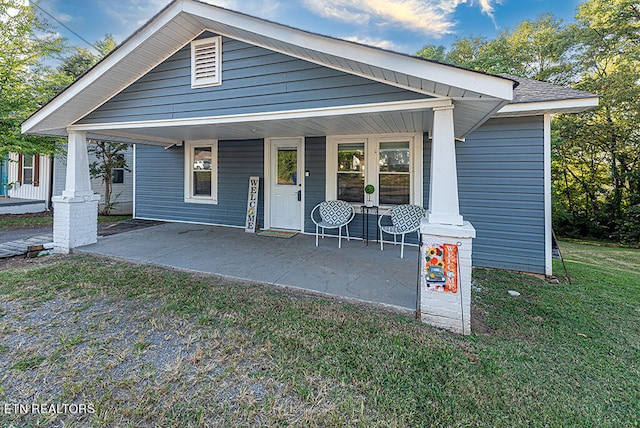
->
[183,1,513,101]
[22,0,187,134]
[68,99,452,133]
[497,97,600,116]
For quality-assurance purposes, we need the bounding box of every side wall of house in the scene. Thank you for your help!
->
[53,145,135,215]
[134,139,264,227]
[456,115,546,274]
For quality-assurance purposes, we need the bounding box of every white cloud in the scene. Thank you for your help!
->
[302,0,499,37]
[56,13,72,24]
[342,36,399,51]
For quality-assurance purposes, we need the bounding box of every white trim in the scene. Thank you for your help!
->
[183,139,218,204]
[326,132,422,208]
[191,35,222,88]
[132,144,137,219]
[496,97,599,116]
[544,113,553,277]
[263,139,271,230]
[22,0,186,134]
[265,137,304,232]
[67,99,450,133]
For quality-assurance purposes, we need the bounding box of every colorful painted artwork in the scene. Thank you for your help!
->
[422,243,459,293]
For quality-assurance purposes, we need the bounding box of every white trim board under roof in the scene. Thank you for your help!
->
[22,0,517,142]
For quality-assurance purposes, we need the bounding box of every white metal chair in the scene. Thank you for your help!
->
[311,200,356,248]
[379,204,426,258]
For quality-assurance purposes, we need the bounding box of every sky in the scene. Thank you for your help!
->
[34,0,585,57]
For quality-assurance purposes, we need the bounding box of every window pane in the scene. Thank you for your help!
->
[338,143,365,172]
[193,171,211,196]
[193,147,212,171]
[23,156,34,168]
[23,168,33,185]
[277,148,297,185]
[379,173,409,205]
[379,142,409,173]
[111,169,124,184]
[338,173,364,203]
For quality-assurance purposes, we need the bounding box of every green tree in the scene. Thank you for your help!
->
[554,0,640,242]
[88,142,130,215]
[0,0,66,157]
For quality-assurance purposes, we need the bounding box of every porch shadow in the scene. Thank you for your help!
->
[78,222,420,311]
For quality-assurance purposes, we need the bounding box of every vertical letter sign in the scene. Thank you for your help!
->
[422,242,459,293]
[245,176,259,233]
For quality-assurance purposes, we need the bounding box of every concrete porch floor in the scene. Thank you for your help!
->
[78,222,421,312]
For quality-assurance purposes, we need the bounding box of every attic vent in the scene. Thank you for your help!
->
[191,36,222,88]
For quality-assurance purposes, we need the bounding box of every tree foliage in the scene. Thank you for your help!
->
[416,3,640,244]
[0,0,65,156]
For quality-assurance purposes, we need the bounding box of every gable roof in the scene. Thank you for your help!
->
[21,0,596,144]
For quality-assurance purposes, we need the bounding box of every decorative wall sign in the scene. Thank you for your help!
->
[245,176,259,233]
[421,242,459,292]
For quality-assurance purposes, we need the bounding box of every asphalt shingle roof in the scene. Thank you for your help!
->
[501,74,598,104]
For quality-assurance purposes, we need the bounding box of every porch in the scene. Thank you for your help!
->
[0,197,47,215]
[78,222,420,312]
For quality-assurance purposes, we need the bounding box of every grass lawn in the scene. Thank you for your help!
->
[0,212,132,231]
[0,241,637,427]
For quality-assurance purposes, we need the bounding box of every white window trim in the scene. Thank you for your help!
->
[184,140,218,204]
[191,36,222,88]
[22,155,35,185]
[326,132,423,208]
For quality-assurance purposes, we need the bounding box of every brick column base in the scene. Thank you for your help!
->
[419,220,476,335]
[53,194,100,254]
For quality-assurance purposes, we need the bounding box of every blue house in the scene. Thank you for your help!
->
[22,0,597,278]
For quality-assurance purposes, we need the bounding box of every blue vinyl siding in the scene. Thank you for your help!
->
[304,136,326,234]
[456,116,545,274]
[80,34,426,124]
[135,139,264,227]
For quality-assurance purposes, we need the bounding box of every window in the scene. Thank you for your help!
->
[337,142,365,203]
[191,36,222,88]
[111,168,124,184]
[378,142,410,205]
[111,154,125,184]
[22,155,34,185]
[184,140,218,204]
[327,134,421,207]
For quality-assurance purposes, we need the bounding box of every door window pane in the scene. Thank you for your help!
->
[277,148,297,185]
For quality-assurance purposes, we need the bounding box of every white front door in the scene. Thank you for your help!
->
[270,138,302,230]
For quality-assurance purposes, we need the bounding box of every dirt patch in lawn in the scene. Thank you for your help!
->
[0,255,375,427]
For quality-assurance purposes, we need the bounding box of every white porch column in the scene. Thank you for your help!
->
[427,105,463,226]
[419,104,475,335]
[52,131,100,254]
